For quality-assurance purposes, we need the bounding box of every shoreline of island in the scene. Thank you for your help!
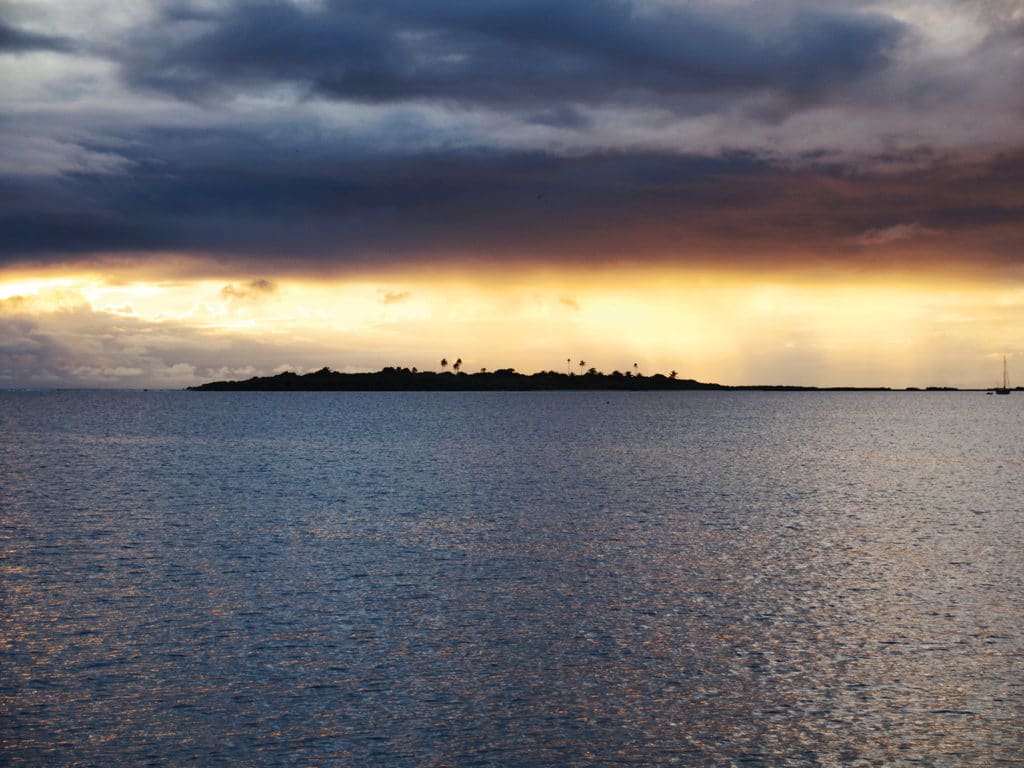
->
[187,366,987,392]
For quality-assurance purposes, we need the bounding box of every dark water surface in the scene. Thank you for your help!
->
[2,390,1022,766]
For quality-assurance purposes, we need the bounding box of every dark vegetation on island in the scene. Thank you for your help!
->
[188,364,940,392]
[191,366,723,391]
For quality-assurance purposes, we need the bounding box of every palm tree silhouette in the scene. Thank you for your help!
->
[440,358,448,372]
[669,370,678,380]
[453,358,462,374]
[579,360,586,375]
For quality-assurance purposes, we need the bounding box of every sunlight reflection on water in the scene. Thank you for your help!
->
[1,390,1022,766]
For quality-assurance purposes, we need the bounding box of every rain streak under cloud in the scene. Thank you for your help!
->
[1,1,1024,387]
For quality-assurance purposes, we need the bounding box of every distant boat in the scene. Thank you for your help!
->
[995,356,1011,395]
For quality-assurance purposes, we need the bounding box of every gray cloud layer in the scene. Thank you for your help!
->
[2,1,1023,273]
[122,0,905,109]
[0,302,330,388]
[0,20,74,53]
[4,127,1023,272]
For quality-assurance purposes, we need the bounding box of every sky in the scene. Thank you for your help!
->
[2,0,1023,388]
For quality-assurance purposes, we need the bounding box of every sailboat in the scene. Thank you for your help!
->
[995,356,1011,395]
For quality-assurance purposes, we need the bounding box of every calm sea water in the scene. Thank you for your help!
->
[1,390,1022,767]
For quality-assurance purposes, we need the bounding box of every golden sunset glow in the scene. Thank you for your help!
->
[3,266,1021,389]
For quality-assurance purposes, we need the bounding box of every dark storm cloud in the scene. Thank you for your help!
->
[120,0,905,109]
[0,126,781,267]
[0,20,75,53]
[4,1,1023,275]
[3,122,1023,273]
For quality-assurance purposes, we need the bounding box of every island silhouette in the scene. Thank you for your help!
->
[188,366,920,392]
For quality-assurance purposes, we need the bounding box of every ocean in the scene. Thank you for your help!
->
[1,390,1022,766]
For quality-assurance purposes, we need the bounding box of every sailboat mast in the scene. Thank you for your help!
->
[1005,356,1009,390]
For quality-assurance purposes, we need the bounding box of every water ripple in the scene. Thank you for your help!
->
[1,390,1022,766]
